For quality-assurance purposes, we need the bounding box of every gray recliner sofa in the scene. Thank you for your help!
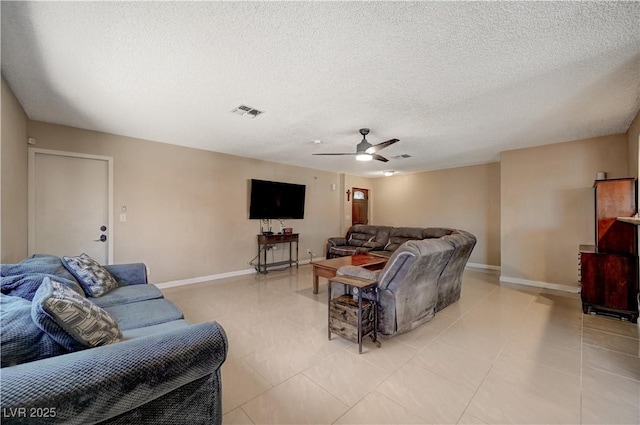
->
[325,225,392,258]
[334,230,476,336]
[326,224,464,259]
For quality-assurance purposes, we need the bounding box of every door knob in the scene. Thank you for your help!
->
[95,234,107,242]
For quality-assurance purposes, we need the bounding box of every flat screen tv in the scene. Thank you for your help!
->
[249,179,306,219]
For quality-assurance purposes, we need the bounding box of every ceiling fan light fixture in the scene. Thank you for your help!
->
[312,128,399,163]
[356,153,373,161]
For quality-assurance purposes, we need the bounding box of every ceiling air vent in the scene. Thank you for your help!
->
[231,104,264,118]
[391,154,412,160]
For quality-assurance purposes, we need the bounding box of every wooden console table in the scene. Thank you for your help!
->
[256,233,299,274]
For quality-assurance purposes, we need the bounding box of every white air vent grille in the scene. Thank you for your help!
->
[391,154,412,159]
[231,104,264,118]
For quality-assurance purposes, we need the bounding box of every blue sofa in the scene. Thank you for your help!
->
[1,255,228,425]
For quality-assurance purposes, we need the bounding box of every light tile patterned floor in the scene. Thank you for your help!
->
[162,266,640,425]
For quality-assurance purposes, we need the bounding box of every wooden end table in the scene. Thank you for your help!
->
[328,274,380,353]
[310,254,387,294]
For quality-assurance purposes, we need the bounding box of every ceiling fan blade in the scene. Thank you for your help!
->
[312,153,358,156]
[366,139,399,154]
[372,154,389,162]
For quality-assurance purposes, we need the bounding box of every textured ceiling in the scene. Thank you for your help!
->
[2,1,639,177]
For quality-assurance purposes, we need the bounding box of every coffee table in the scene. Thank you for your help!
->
[311,254,387,294]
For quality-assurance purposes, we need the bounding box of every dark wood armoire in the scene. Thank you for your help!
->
[579,178,639,323]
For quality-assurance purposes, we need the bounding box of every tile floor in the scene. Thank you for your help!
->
[162,266,640,424]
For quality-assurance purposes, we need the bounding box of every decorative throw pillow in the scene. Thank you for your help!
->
[31,277,122,351]
[0,294,66,366]
[62,253,118,297]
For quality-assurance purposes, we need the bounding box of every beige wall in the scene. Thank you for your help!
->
[501,134,629,288]
[626,109,640,263]
[27,121,341,282]
[627,109,640,180]
[1,76,29,263]
[372,163,501,267]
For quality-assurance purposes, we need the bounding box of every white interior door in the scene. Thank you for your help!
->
[29,149,113,264]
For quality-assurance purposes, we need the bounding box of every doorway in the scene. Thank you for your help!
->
[351,188,369,225]
[28,148,114,264]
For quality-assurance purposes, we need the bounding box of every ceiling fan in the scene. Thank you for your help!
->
[313,128,399,162]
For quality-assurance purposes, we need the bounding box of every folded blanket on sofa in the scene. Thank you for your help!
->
[1,255,84,300]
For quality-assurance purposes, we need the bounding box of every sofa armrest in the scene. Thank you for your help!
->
[337,265,380,281]
[104,263,148,286]
[1,322,228,425]
[327,237,347,247]
[330,274,378,287]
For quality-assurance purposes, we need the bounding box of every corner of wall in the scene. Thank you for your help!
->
[1,75,29,262]
[626,108,640,179]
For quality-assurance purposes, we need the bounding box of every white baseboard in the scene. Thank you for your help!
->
[499,275,580,294]
[155,260,512,290]
[154,259,312,289]
[466,262,501,271]
[154,268,256,289]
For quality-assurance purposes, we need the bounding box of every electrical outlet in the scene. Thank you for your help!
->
[146,266,151,277]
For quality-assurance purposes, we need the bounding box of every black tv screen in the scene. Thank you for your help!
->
[249,179,306,219]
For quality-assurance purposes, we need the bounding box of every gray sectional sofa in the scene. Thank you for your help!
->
[329,226,477,336]
[1,254,227,425]
[326,224,467,259]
